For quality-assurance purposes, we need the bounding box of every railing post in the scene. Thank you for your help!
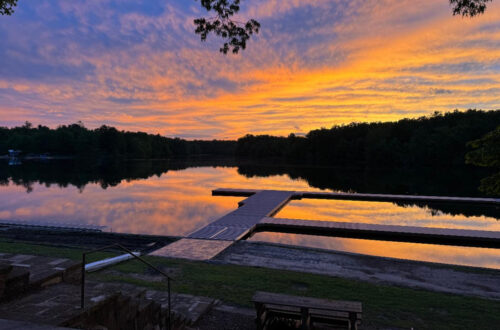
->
[168,277,171,330]
[80,243,173,322]
[81,253,86,309]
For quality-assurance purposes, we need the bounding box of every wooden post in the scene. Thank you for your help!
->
[254,302,264,330]
[301,307,310,330]
[349,312,357,330]
[80,253,85,309]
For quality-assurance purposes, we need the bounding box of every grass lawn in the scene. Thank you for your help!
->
[1,239,499,329]
[0,238,116,263]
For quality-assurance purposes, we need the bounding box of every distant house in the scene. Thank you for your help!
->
[8,150,21,158]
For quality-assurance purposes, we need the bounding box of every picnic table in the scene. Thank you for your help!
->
[252,291,362,330]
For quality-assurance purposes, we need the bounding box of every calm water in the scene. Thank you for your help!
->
[0,159,498,269]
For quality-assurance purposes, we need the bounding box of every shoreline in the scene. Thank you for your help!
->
[2,224,497,271]
[2,236,499,329]
[215,240,500,300]
[1,225,498,300]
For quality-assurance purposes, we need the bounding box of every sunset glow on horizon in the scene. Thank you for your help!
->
[1,0,500,139]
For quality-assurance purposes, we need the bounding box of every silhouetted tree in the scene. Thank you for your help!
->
[0,0,16,15]
[466,125,500,195]
[236,110,500,170]
[0,122,236,159]
[1,1,493,53]
[194,0,260,54]
[450,0,492,16]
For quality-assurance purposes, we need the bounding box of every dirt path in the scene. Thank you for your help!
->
[214,241,500,300]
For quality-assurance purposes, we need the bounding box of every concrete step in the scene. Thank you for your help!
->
[29,268,64,290]
[0,318,76,329]
[4,267,30,299]
[0,282,118,327]
[0,263,13,276]
[0,260,217,329]
[55,260,82,284]
[145,289,219,326]
[0,263,14,297]
[136,296,161,329]
[0,254,82,301]
[78,283,167,330]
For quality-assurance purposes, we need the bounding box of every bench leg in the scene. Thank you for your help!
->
[349,312,358,330]
[254,303,265,330]
[301,307,310,330]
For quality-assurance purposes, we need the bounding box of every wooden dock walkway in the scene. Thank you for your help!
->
[213,188,500,205]
[151,188,500,260]
[257,217,500,248]
[187,190,294,240]
[151,190,294,260]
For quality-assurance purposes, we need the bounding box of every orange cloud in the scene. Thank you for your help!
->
[1,0,499,138]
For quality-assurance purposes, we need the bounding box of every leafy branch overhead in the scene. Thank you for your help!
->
[194,0,494,54]
[0,0,496,53]
[194,0,260,54]
[449,0,492,17]
[0,0,17,15]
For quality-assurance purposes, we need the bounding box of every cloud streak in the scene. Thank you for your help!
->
[0,0,499,138]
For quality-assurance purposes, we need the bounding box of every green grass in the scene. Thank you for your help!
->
[1,240,499,329]
[0,238,116,263]
[98,257,500,330]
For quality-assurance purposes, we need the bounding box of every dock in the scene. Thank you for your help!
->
[213,188,500,205]
[151,189,500,260]
[0,219,105,232]
[256,217,500,248]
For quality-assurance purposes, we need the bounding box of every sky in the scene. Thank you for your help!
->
[1,0,500,139]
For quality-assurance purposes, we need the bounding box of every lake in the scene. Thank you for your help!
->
[0,159,498,269]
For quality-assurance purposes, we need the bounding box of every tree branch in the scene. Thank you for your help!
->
[0,0,17,15]
[450,0,492,17]
[194,0,260,54]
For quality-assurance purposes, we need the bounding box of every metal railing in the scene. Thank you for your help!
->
[81,243,173,330]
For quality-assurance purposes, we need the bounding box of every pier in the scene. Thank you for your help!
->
[151,189,500,260]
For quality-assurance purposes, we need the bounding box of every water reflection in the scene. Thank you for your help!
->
[275,199,500,231]
[237,162,495,197]
[0,165,245,235]
[250,232,500,269]
[0,159,498,268]
[0,158,235,192]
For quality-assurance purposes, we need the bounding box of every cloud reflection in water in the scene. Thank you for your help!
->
[0,164,498,269]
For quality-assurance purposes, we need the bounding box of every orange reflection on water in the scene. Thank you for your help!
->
[1,164,499,269]
[0,166,317,236]
[255,195,500,269]
[0,167,246,236]
[250,232,500,269]
[276,199,500,231]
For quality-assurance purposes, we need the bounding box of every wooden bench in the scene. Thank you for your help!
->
[252,291,362,330]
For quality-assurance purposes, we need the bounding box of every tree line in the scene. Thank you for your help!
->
[0,122,236,158]
[236,110,500,168]
[0,158,239,192]
[2,110,499,167]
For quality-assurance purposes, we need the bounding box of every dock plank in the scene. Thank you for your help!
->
[153,188,499,261]
[213,188,500,205]
[257,217,500,248]
[150,239,233,260]
[187,190,294,240]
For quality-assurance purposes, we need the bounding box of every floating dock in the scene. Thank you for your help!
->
[0,219,105,232]
[256,217,500,248]
[151,189,500,260]
[213,188,500,205]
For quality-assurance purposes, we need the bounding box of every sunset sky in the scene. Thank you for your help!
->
[1,0,500,139]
